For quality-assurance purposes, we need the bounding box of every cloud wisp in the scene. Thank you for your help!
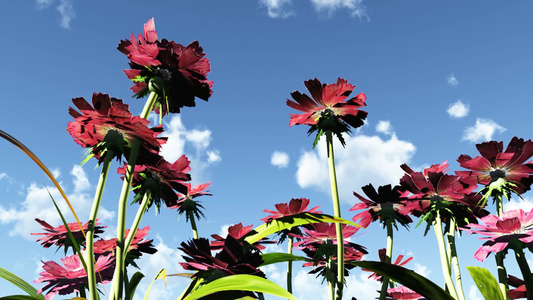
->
[258,0,368,20]
[259,0,295,18]
[271,151,290,168]
[447,100,469,118]
[447,73,459,87]
[35,0,76,29]
[462,118,506,143]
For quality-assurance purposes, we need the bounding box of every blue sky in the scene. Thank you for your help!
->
[1,1,533,299]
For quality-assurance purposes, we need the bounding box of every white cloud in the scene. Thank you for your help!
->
[462,118,506,143]
[0,165,113,239]
[504,196,533,212]
[0,172,8,180]
[259,0,295,18]
[51,168,61,179]
[57,0,75,29]
[414,263,431,277]
[468,285,484,300]
[271,151,290,169]
[296,133,416,205]
[447,73,459,87]
[447,100,469,118]
[35,0,54,9]
[311,0,368,20]
[160,115,221,183]
[375,120,393,135]
[218,224,231,238]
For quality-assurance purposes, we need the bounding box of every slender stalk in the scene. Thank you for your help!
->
[513,247,533,300]
[325,131,344,300]
[123,192,152,258]
[446,218,465,300]
[287,235,294,295]
[379,221,394,300]
[433,212,458,299]
[327,257,335,300]
[188,210,199,239]
[86,152,113,300]
[110,92,158,300]
[494,194,509,298]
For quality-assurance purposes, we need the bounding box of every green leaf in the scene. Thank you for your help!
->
[143,269,166,300]
[349,261,454,300]
[125,271,145,300]
[0,268,44,299]
[260,253,311,267]
[467,266,505,300]
[244,212,359,244]
[182,275,296,300]
[0,296,44,300]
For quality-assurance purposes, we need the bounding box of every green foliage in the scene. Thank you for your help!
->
[0,296,44,300]
[125,271,145,300]
[349,261,454,300]
[244,212,358,244]
[182,274,297,300]
[260,253,311,267]
[0,268,45,300]
[467,266,505,300]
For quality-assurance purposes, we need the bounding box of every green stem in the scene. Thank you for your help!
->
[325,131,344,300]
[110,92,158,300]
[188,210,199,239]
[446,218,465,300]
[514,247,533,300]
[327,257,335,300]
[287,235,293,295]
[379,221,394,300]
[123,192,152,258]
[494,194,509,299]
[86,151,113,300]
[433,212,458,299]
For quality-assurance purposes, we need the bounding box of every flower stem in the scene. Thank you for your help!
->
[433,211,458,299]
[513,246,533,300]
[325,131,344,300]
[123,191,152,258]
[188,210,199,239]
[446,218,465,300]
[110,92,158,300]
[287,235,293,295]
[379,220,394,300]
[86,151,113,300]
[494,194,509,298]
[327,257,335,300]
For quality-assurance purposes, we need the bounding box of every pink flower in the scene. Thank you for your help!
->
[463,209,533,262]
[261,198,321,223]
[169,182,212,222]
[292,223,361,249]
[210,223,275,250]
[35,253,114,300]
[386,286,425,300]
[31,218,105,253]
[365,248,413,282]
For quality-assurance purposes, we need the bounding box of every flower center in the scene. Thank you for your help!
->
[154,67,172,81]
[490,169,506,181]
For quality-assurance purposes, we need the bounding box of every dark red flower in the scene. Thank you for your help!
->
[508,275,527,299]
[210,223,275,250]
[117,155,191,211]
[92,226,157,268]
[179,236,264,299]
[351,184,412,229]
[302,244,366,282]
[261,198,321,223]
[118,18,213,115]
[287,78,367,147]
[364,248,413,282]
[456,137,533,201]
[31,218,105,254]
[169,182,211,222]
[67,93,165,164]
[292,223,361,250]
[35,253,114,300]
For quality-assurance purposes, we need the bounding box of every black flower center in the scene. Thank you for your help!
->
[154,67,172,81]
[321,108,336,118]
[490,169,506,181]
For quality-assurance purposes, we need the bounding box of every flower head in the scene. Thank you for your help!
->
[210,223,275,250]
[35,253,114,300]
[351,184,412,229]
[457,137,533,202]
[292,223,364,255]
[364,248,413,282]
[169,182,211,223]
[463,208,533,262]
[67,93,165,164]
[287,78,367,147]
[118,18,213,116]
[386,286,425,300]
[31,218,105,254]
[507,275,527,299]
[117,155,191,211]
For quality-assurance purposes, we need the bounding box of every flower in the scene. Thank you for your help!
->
[92,226,157,268]
[261,198,322,243]
[210,223,275,250]
[118,18,213,116]
[302,244,366,281]
[507,275,527,299]
[463,208,533,262]
[35,253,114,300]
[386,286,425,300]
[364,248,413,282]
[117,155,191,211]
[31,218,105,254]
[457,137,533,201]
[169,182,212,222]
[292,223,361,249]
[351,184,412,229]
[67,93,165,164]
[287,78,367,147]
[179,236,264,299]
